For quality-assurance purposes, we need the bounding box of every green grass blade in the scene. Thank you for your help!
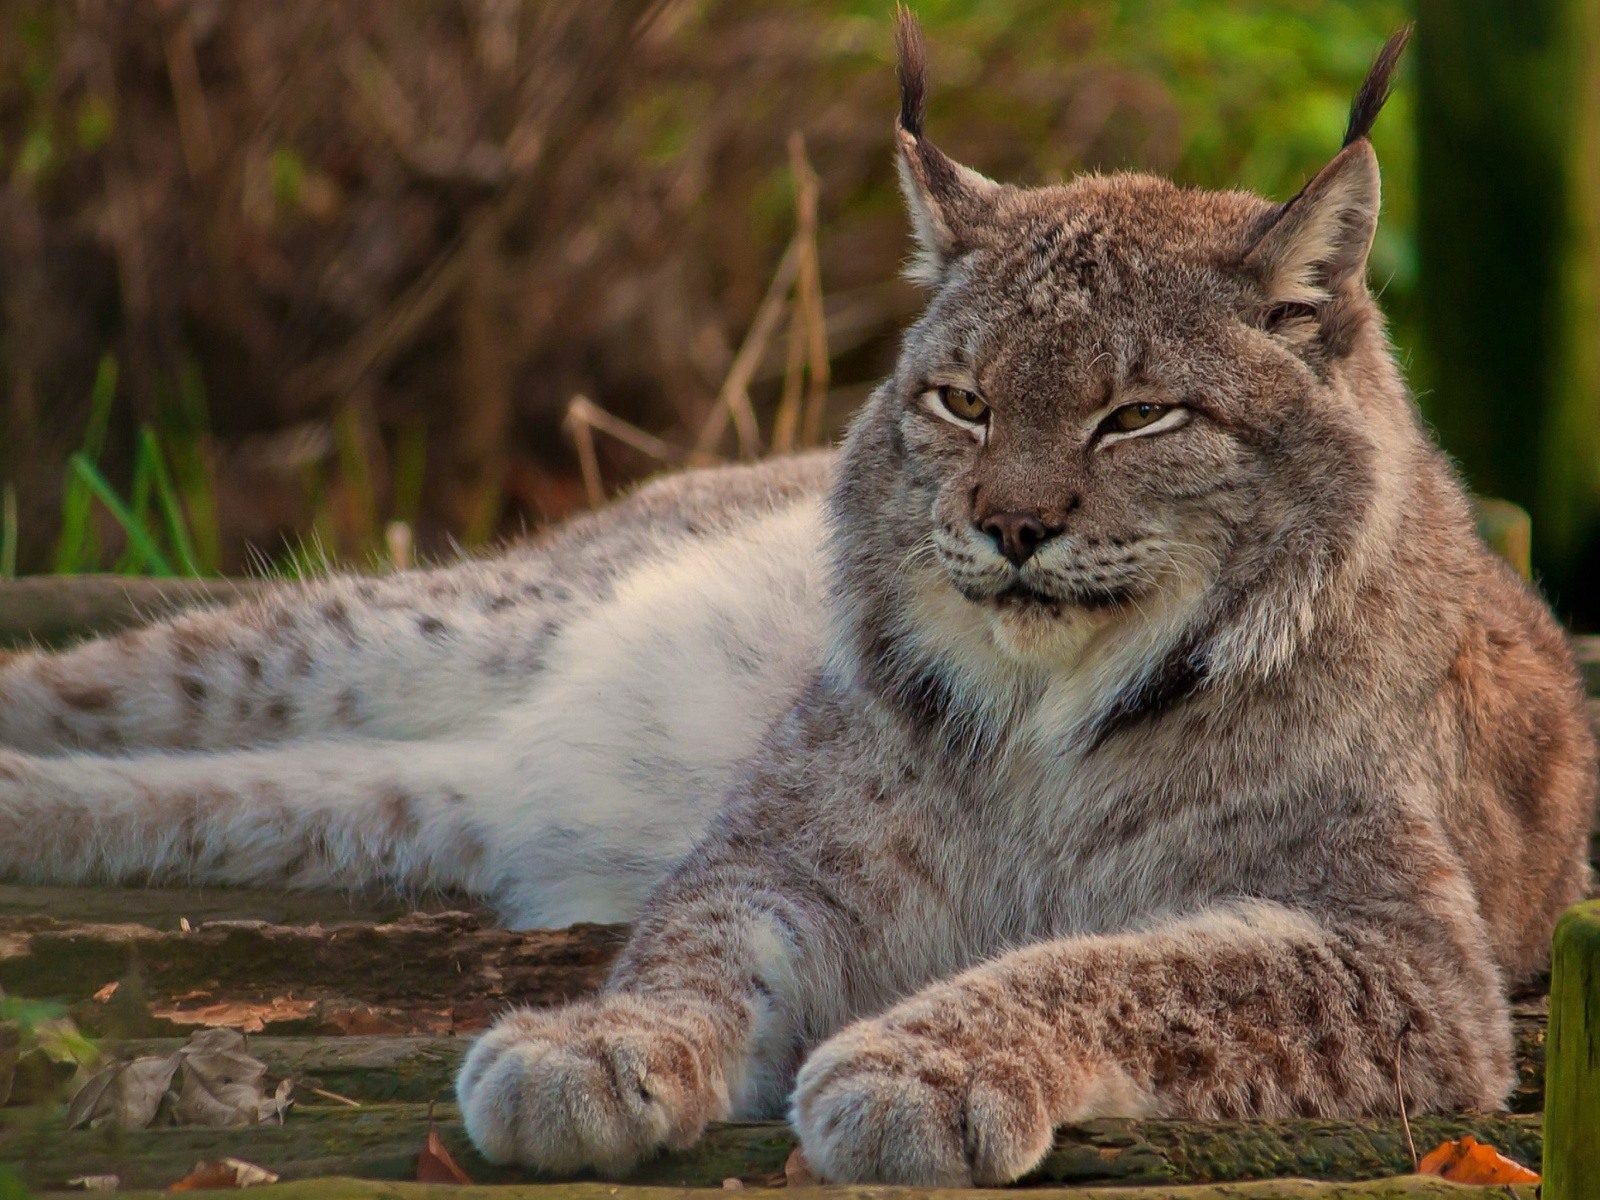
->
[83,353,118,461]
[68,453,173,576]
[52,353,120,573]
[391,420,427,527]
[52,471,94,573]
[1,483,17,579]
[168,358,220,573]
[112,432,159,574]
[334,403,377,550]
[141,429,203,578]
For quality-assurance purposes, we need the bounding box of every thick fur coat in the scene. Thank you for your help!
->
[0,16,1592,1186]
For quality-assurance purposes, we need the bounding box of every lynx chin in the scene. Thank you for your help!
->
[0,13,1592,1186]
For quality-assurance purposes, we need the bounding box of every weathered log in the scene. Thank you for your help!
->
[0,913,627,1034]
[81,1180,1544,1200]
[0,1103,1542,1191]
[0,883,489,931]
[104,1019,1556,1117]
[1473,498,1533,580]
[0,576,281,647]
[2,904,1548,1108]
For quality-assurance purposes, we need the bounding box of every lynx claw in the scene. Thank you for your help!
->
[791,1019,1053,1187]
[458,999,728,1175]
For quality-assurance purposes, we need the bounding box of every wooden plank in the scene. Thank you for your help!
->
[0,576,281,647]
[0,883,491,931]
[1543,898,1600,1197]
[98,1005,1550,1111]
[0,912,625,1008]
[0,1103,1542,1191]
[66,1179,1543,1200]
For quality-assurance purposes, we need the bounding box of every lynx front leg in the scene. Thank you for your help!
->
[458,862,852,1174]
[457,996,737,1173]
[792,901,1512,1186]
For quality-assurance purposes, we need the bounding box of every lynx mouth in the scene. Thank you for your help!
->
[991,580,1134,614]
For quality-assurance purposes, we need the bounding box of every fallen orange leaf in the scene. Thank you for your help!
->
[149,996,318,1033]
[1418,1135,1540,1184]
[168,1159,278,1191]
[784,1146,819,1187]
[417,1122,474,1184]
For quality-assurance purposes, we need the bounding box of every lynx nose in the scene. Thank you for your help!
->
[980,512,1054,566]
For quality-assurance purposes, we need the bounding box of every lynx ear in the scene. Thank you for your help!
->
[895,7,1000,286]
[1244,27,1410,349]
[1246,140,1381,309]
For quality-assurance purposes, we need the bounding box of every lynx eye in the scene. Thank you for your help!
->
[938,386,989,423]
[1109,403,1170,432]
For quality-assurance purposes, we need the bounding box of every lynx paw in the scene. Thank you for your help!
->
[791,1017,1053,1186]
[457,997,730,1175]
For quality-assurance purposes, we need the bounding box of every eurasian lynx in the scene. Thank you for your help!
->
[0,14,1593,1186]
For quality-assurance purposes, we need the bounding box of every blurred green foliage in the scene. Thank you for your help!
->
[790,0,1421,352]
[0,1,1436,581]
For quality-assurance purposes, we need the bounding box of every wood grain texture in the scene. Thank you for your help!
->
[0,1103,1542,1191]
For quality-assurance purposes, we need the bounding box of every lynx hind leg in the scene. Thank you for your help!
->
[0,561,580,756]
[0,734,512,898]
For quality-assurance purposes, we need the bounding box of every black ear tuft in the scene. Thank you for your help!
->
[895,4,927,139]
[1343,25,1413,147]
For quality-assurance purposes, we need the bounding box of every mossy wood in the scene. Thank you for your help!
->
[100,1020,1556,1115]
[0,912,627,1032]
[0,882,491,931]
[0,904,1551,1111]
[0,1105,1541,1191]
[1472,498,1532,580]
[58,1179,1542,1200]
[1544,899,1600,1199]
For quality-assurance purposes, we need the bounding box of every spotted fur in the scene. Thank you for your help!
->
[2,16,1594,1187]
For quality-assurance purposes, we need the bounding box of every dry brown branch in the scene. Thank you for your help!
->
[1394,1020,1418,1172]
[161,17,215,179]
[568,396,687,466]
[339,40,425,151]
[565,395,691,510]
[772,134,817,455]
[774,294,809,455]
[695,241,800,461]
[791,133,832,448]
[453,219,513,543]
[565,398,607,510]
[285,238,473,411]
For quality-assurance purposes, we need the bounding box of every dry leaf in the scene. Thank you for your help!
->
[173,1028,290,1127]
[417,1123,474,1184]
[67,1053,181,1130]
[168,1158,279,1191]
[784,1147,818,1187]
[92,982,120,1003]
[1418,1135,1540,1184]
[67,1176,120,1191]
[151,997,318,1033]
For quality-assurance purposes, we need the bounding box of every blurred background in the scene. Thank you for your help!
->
[1,1,1596,623]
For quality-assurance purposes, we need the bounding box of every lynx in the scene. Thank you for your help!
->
[0,14,1593,1185]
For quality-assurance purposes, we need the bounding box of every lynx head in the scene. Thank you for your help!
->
[828,12,1419,745]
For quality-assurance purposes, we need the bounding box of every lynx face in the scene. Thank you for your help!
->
[830,20,1400,714]
[898,179,1281,662]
